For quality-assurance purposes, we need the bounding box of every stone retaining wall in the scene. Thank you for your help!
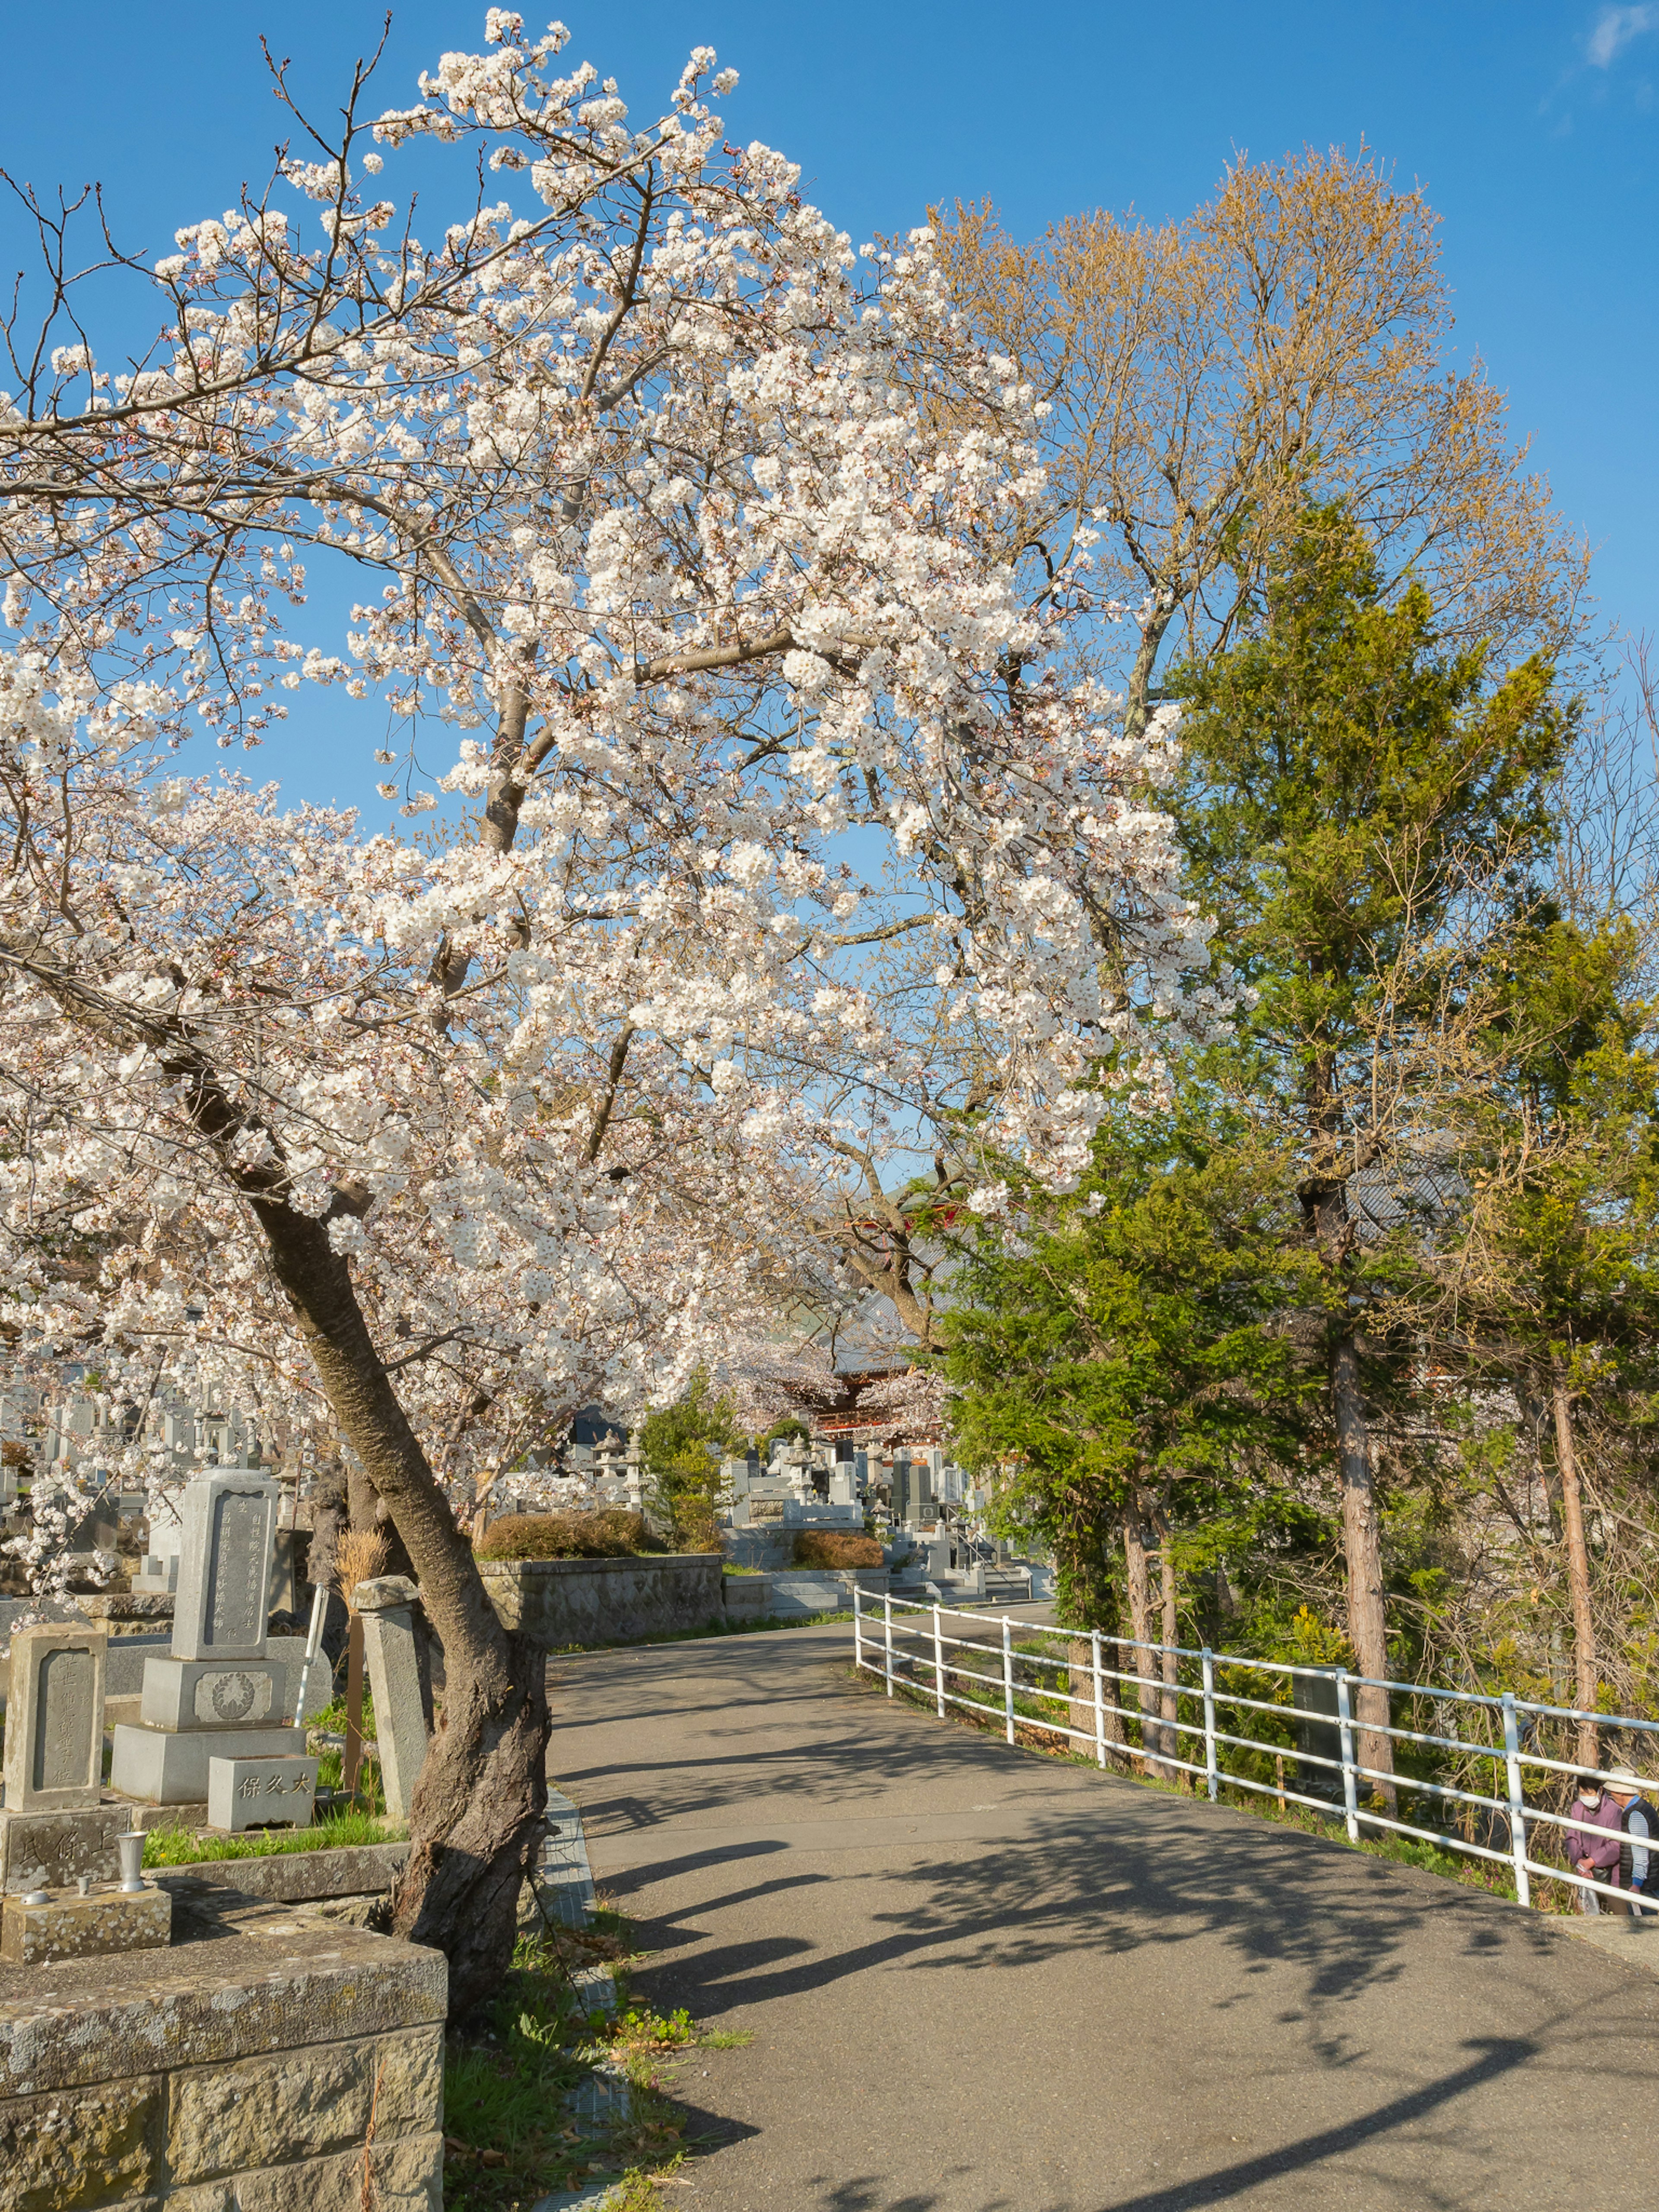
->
[722,1567,887,1620]
[152,1838,410,1904]
[481,1551,723,1646]
[0,1900,445,2210]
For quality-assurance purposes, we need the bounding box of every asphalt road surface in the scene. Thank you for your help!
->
[548,1622,1658,2212]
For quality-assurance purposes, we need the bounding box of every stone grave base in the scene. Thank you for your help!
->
[0,1881,171,1964]
[109,1719,306,1802]
[0,1799,200,1894]
[151,1838,409,1906]
[0,1896,444,2210]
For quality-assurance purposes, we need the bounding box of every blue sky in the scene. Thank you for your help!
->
[2,1,1653,814]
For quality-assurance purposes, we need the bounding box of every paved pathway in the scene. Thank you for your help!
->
[548,1623,1657,2212]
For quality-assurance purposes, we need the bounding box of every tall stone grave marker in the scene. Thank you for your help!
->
[110,1468,307,1804]
[351,1575,430,1821]
[2,1622,105,1813]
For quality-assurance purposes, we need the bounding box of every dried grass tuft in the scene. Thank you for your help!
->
[338,1526,390,1609]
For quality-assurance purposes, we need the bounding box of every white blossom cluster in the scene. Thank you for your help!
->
[0,19,1230,1513]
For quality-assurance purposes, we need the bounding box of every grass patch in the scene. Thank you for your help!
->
[142,1806,404,1865]
[443,1919,752,2211]
[310,1688,378,1738]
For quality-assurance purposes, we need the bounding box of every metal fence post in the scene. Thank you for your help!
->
[1502,1691,1532,1908]
[1002,1613,1015,1745]
[884,1590,894,1698]
[1092,1627,1106,1770]
[1335,1669,1360,1842]
[933,1602,946,1719]
[1202,1647,1219,1803]
[853,1584,862,1672]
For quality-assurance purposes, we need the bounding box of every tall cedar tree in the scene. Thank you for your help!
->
[1171,511,1571,1793]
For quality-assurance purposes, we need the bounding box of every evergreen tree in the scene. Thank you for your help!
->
[941,1093,1320,1758]
[639,1374,741,1553]
[1442,917,1659,1764]
[1170,509,1573,1791]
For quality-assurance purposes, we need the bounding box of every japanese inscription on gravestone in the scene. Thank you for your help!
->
[168,1468,279,1664]
[34,1646,96,1795]
[206,1489,267,1651]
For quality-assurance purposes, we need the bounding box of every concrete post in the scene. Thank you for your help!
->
[1502,1691,1531,1908]
[1093,1628,1106,1770]
[353,1575,429,1821]
[1336,1669,1361,1842]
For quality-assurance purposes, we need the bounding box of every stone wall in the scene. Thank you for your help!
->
[481,1551,723,1646]
[718,1526,798,1572]
[721,1567,888,1621]
[0,1900,445,2209]
[152,1839,410,1905]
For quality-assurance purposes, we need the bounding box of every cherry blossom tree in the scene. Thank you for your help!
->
[0,16,1223,2010]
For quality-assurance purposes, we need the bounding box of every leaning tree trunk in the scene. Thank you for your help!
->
[247,1193,549,2019]
[1549,1360,1600,1772]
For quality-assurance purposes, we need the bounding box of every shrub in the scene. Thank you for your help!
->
[793,1529,883,1570]
[476,1509,650,1561]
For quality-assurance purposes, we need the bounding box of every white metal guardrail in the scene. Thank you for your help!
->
[852,1587,1659,1916]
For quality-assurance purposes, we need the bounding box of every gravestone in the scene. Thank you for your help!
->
[206,1752,319,1833]
[1,1623,106,1813]
[172,1467,278,1659]
[133,1489,186,1594]
[893,1456,931,1524]
[353,1575,429,1821]
[828,1468,857,1507]
[109,1468,305,1805]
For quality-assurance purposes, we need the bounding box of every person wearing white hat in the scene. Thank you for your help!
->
[1565,1772,1624,1910]
[1604,1765,1659,1920]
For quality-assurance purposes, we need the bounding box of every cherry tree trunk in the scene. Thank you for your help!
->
[1550,1365,1600,1772]
[249,1192,549,2022]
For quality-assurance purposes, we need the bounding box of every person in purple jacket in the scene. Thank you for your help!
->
[1566,1773,1625,1913]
